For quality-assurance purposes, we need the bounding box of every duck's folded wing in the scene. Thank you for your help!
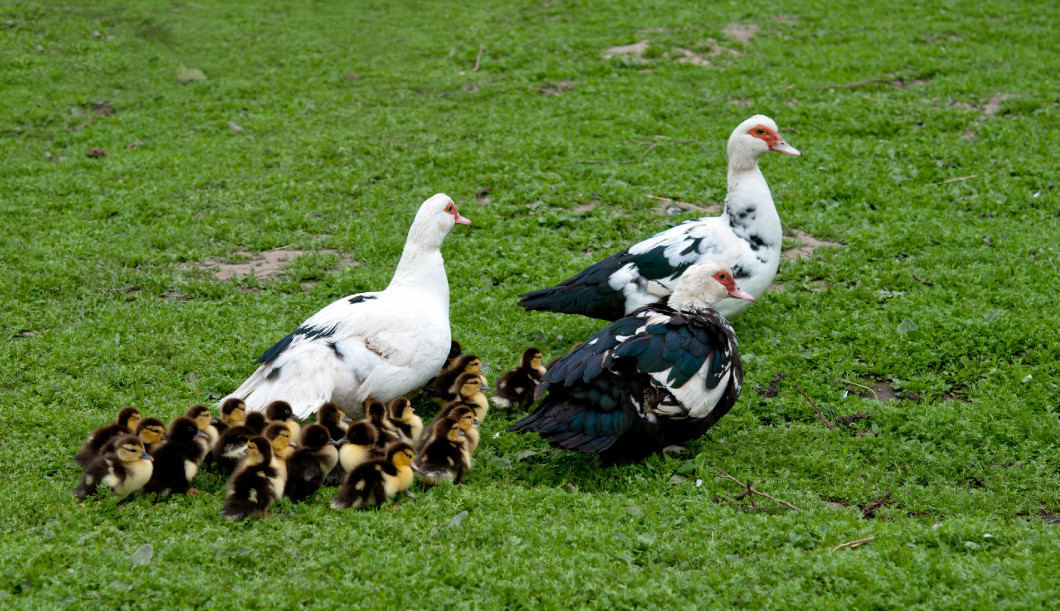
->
[517,219,737,319]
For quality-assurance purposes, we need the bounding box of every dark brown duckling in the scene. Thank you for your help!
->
[285,424,340,502]
[143,417,208,497]
[215,398,247,434]
[491,347,547,411]
[265,400,301,442]
[212,412,268,473]
[326,421,380,486]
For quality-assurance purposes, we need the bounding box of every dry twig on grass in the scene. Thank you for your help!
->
[935,174,977,185]
[828,536,875,551]
[473,44,484,72]
[793,384,835,429]
[712,466,800,512]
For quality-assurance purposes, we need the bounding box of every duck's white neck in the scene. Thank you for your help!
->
[720,163,781,248]
[387,242,450,307]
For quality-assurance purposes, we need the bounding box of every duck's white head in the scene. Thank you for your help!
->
[406,193,471,249]
[668,261,755,311]
[727,115,801,171]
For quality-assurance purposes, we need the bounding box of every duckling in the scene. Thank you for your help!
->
[331,442,417,510]
[317,402,352,441]
[425,354,487,404]
[212,412,268,472]
[74,435,154,500]
[443,340,462,371]
[143,417,208,497]
[74,407,142,467]
[285,424,340,502]
[364,399,401,450]
[185,404,220,450]
[443,372,490,425]
[424,404,480,454]
[216,397,247,434]
[414,419,470,487]
[220,436,285,520]
[133,417,168,456]
[326,421,380,486]
[265,400,301,442]
[244,412,267,434]
[491,347,547,411]
[387,397,423,445]
[264,423,296,463]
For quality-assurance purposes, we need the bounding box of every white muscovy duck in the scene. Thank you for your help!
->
[508,261,752,461]
[517,115,800,321]
[223,193,471,419]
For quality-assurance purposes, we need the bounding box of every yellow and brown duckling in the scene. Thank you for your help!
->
[212,412,267,472]
[143,417,208,498]
[425,354,488,404]
[265,400,301,442]
[216,398,247,434]
[326,421,380,486]
[185,405,220,454]
[133,417,168,456]
[264,423,297,463]
[285,424,340,502]
[414,418,470,487]
[444,372,490,425]
[491,347,547,411]
[387,397,423,445]
[331,442,417,510]
[316,402,352,441]
[74,435,154,500]
[74,407,142,467]
[221,436,285,520]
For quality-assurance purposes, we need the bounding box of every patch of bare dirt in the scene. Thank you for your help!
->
[722,23,759,45]
[1041,510,1059,525]
[857,381,900,402]
[183,249,357,282]
[728,99,754,107]
[772,15,799,25]
[782,229,841,261]
[574,201,598,213]
[951,93,1017,118]
[603,40,650,60]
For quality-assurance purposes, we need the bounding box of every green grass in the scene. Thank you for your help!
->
[3,0,1060,607]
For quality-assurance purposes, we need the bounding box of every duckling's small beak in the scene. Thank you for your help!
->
[195,431,208,439]
[337,437,349,446]
[241,448,249,455]
[458,430,466,436]
[288,442,298,448]
[210,418,219,424]
[410,463,420,472]
[479,380,491,390]
[161,434,169,441]
[326,439,339,446]
[141,452,153,461]
[472,419,481,426]
[342,416,353,423]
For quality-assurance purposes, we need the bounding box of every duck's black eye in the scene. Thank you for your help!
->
[755,128,765,135]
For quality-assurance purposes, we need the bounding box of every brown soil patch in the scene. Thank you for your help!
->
[603,40,650,59]
[782,229,841,261]
[858,381,900,402]
[722,23,759,45]
[183,249,356,282]
[1041,510,1059,525]
[952,93,1017,118]
[574,201,598,213]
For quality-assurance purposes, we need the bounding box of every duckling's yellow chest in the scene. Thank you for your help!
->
[384,466,415,497]
[339,444,371,472]
[109,459,153,499]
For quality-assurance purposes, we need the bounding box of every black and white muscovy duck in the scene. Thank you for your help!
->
[222,193,471,419]
[508,261,752,461]
[517,115,800,321]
